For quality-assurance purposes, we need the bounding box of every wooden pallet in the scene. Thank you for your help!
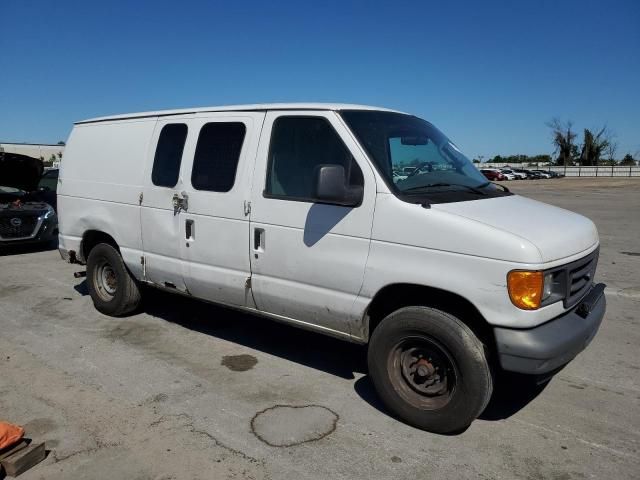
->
[0,440,46,477]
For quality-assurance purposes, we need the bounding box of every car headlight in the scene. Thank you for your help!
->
[43,205,55,219]
[508,269,566,310]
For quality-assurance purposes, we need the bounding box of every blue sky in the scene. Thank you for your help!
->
[1,0,638,159]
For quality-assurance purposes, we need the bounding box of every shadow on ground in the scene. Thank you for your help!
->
[353,371,548,433]
[76,281,549,429]
[0,240,58,257]
[139,286,368,380]
[479,372,549,421]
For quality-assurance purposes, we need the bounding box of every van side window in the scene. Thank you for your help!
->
[152,123,188,187]
[191,122,246,192]
[265,117,363,201]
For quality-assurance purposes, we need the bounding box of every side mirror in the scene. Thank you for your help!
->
[314,164,363,207]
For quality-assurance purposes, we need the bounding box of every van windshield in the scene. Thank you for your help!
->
[340,110,509,203]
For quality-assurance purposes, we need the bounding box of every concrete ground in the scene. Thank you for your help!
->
[1,177,639,479]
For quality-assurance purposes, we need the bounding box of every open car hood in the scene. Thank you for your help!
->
[0,153,44,192]
[0,200,51,213]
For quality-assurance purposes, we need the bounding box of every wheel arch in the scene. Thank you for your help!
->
[363,283,496,356]
[80,230,120,263]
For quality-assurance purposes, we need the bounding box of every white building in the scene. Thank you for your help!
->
[0,142,65,167]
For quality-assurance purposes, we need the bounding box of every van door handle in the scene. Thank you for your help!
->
[254,228,265,252]
[172,192,189,213]
[186,219,194,240]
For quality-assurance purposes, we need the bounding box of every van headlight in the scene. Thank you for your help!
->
[507,270,565,310]
[542,272,554,301]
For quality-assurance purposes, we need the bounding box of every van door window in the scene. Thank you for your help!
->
[152,123,188,187]
[191,122,246,192]
[264,117,363,201]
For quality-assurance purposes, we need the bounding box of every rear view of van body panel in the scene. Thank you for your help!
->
[58,119,157,275]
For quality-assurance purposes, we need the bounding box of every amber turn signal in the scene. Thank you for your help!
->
[507,270,544,310]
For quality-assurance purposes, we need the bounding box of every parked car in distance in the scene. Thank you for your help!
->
[0,154,58,246]
[58,103,605,434]
[545,170,564,178]
[480,168,506,181]
[532,170,552,179]
[392,171,408,183]
[512,168,533,179]
[498,169,517,180]
[501,168,526,180]
[520,169,544,179]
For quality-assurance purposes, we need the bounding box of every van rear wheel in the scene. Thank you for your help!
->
[86,243,141,316]
[368,306,492,434]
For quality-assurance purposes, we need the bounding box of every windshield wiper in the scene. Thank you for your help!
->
[492,182,510,193]
[403,183,489,195]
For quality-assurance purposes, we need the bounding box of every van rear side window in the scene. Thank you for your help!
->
[191,122,246,192]
[152,123,188,187]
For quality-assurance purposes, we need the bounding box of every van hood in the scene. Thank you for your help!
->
[432,194,599,263]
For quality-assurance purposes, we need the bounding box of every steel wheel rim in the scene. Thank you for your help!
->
[94,259,117,301]
[387,335,457,410]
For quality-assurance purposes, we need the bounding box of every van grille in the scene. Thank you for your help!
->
[0,215,40,239]
[564,250,599,308]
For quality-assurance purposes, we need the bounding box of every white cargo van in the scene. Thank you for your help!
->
[58,104,605,433]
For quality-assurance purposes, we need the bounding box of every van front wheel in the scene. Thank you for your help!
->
[367,306,492,434]
[86,243,141,316]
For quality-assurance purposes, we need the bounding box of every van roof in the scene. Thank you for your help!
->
[76,103,406,124]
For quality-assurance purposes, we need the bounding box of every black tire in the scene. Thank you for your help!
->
[86,243,141,316]
[368,306,493,434]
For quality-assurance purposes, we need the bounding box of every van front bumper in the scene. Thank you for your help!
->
[494,283,606,375]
